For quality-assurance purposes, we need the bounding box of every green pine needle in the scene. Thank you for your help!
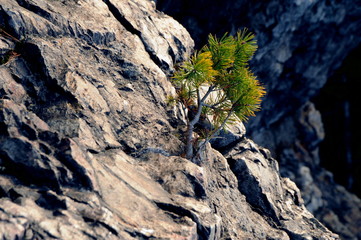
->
[171,28,266,159]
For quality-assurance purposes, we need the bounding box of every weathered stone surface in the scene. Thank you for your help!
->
[273,102,361,240]
[223,139,332,239]
[0,0,341,239]
[157,1,361,239]
[143,145,338,240]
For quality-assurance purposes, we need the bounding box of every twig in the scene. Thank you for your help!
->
[0,28,20,42]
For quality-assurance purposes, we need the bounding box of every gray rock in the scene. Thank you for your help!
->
[209,123,246,151]
[0,0,342,239]
[157,1,361,239]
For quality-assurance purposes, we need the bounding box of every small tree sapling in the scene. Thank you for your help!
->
[172,29,265,159]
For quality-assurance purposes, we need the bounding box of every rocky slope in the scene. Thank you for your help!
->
[0,0,344,239]
[157,1,361,239]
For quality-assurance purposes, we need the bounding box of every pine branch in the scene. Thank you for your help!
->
[172,29,265,160]
[195,108,235,157]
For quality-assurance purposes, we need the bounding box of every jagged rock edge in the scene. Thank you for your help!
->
[102,0,172,73]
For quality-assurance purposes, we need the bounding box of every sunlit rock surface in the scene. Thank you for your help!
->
[0,0,346,239]
[157,1,361,239]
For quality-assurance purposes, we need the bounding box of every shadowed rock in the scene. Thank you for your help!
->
[157,1,361,239]
[0,0,345,239]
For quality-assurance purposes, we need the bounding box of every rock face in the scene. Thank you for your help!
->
[157,1,361,239]
[0,0,343,239]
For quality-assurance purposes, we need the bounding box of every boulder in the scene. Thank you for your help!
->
[0,0,342,239]
[157,1,361,239]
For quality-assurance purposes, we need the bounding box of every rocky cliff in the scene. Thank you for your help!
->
[0,0,351,239]
[158,1,361,239]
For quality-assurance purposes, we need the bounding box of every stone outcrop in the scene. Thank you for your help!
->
[0,0,344,239]
[157,1,361,239]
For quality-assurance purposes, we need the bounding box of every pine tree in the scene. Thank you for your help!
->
[172,29,265,160]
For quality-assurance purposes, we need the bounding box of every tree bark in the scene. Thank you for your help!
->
[185,86,215,159]
[185,121,195,159]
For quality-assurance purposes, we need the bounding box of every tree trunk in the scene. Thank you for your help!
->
[185,87,214,159]
[185,122,194,159]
